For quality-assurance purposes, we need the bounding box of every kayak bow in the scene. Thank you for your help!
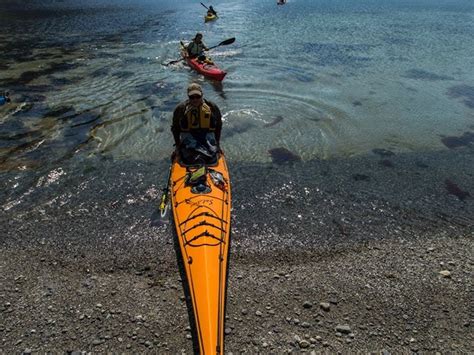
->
[205,14,218,22]
[170,152,232,354]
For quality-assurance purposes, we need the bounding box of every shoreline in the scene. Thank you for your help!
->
[1,146,473,353]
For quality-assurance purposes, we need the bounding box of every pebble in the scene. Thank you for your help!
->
[439,270,451,278]
[255,311,263,317]
[320,302,331,311]
[299,340,310,348]
[92,339,104,346]
[303,301,313,309]
[335,324,352,334]
[225,328,232,335]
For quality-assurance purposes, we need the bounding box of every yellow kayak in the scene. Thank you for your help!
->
[170,151,231,354]
[205,14,218,22]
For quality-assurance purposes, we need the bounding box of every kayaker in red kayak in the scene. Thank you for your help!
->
[186,33,213,64]
[171,83,222,164]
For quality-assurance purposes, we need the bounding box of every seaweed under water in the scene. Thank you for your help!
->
[441,131,474,149]
[268,147,302,165]
[445,179,470,201]
[446,85,474,109]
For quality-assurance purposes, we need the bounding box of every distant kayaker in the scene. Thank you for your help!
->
[186,33,209,62]
[171,83,222,165]
[0,91,11,106]
[207,6,217,16]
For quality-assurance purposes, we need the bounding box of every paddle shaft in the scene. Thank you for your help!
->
[159,163,172,215]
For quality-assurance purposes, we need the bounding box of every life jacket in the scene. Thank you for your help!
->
[180,101,216,132]
[187,41,205,57]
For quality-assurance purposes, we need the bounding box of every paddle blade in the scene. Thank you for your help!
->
[150,205,171,226]
[219,37,235,46]
[207,37,236,51]
[164,58,184,66]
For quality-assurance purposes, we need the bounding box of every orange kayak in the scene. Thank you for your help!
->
[170,152,232,354]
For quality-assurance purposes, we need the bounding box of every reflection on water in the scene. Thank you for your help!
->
[1,0,474,172]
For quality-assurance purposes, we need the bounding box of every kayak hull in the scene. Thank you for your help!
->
[170,152,231,354]
[205,14,218,22]
[180,47,227,82]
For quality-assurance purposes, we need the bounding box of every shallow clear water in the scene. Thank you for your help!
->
[0,0,473,169]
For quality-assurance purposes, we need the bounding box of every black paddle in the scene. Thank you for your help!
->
[207,37,234,50]
[164,37,235,66]
[202,3,218,16]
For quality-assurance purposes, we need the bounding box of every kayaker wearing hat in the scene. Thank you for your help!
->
[171,83,222,164]
[186,33,210,62]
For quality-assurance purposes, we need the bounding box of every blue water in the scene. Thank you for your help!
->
[0,0,473,169]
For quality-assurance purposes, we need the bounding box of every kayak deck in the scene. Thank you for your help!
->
[170,153,231,354]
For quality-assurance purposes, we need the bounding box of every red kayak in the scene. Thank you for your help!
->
[180,44,227,82]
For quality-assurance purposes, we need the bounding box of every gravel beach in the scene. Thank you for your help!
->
[1,147,473,353]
